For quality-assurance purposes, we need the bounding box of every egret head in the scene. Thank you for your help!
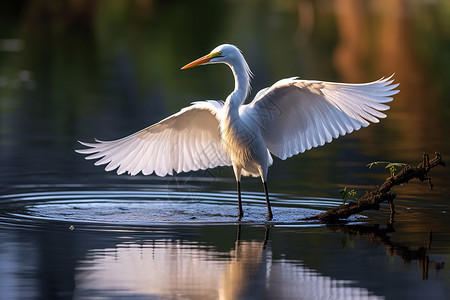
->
[181,44,243,70]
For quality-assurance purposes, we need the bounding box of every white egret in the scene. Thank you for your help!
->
[76,44,399,220]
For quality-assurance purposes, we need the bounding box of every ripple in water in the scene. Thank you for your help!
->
[0,184,347,228]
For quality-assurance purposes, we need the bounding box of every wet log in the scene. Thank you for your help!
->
[304,152,446,222]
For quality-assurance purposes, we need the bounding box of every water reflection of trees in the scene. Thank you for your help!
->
[330,0,449,158]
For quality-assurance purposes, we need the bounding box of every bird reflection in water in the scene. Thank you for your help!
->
[218,225,270,299]
[74,225,388,299]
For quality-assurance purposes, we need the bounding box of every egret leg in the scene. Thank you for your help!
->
[263,181,273,220]
[237,181,244,220]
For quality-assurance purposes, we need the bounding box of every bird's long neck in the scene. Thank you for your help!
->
[224,61,251,119]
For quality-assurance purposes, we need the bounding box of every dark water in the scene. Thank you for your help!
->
[1,1,450,299]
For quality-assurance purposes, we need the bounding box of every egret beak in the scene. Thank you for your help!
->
[181,54,212,70]
[181,51,222,70]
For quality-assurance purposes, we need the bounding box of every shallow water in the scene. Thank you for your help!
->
[0,185,328,225]
[2,1,450,299]
[1,182,449,299]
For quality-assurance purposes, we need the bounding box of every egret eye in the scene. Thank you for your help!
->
[211,51,222,58]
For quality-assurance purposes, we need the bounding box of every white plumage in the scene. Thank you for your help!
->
[78,100,230,176]
[77,44,399,220]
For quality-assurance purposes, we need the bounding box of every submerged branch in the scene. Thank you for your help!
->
[305,152,446,222]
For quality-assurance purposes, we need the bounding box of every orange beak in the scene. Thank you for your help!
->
[181,53,213,70]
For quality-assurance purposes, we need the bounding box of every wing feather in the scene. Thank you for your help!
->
[245,75,399,159]
[76,101,231,176]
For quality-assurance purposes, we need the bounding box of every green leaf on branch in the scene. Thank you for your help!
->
[367,161,408,176]
[340,187,358,205]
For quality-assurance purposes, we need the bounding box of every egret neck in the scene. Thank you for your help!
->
[224,57,251,116]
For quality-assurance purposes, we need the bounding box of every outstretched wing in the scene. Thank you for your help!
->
[244,75,399,160]
[76,101,231,176]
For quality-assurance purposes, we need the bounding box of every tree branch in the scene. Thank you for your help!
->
[304,152,446,222]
